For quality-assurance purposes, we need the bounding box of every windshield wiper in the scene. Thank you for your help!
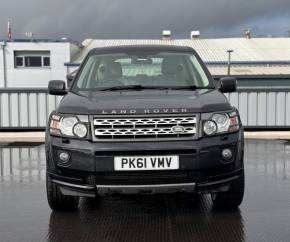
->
[97,85,169,91]
[168,85,215,90]
[95,85,215,91]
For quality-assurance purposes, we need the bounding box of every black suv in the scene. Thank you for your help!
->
[46,45,244,211]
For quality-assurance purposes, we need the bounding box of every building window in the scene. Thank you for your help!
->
[15,57,24,67]
[25,56,42,67]
[14,51,51,68]
[43,57,50,67]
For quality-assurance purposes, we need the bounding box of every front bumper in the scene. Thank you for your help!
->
[51,171,241,197]
[46,130,244,196]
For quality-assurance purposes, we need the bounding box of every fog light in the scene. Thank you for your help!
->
[59,151,70,163]
[222,148,232,160]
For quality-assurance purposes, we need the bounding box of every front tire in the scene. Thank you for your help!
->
[46,174,79,212]
[211,170,245,208]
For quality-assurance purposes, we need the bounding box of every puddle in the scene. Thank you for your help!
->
[0,143,46,182]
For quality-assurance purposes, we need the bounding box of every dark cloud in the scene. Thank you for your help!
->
[1,0,290,41]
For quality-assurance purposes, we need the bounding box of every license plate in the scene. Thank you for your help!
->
[114,155,179,171]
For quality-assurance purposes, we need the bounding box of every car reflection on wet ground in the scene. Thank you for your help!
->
[0,140,290,242]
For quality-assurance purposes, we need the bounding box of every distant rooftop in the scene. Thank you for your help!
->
[0,38,81,46]
[66,37,290,76]
[1,38,63,42]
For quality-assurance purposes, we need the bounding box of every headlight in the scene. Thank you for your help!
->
[203,120,217,135]
[49,114,89,138]
[60,117,78,136]
[212,114,230,133]
[73,123,88,138]
[203,111,240,136]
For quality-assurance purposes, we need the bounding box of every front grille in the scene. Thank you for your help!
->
[86,171,195,185]
[92,115,198,141]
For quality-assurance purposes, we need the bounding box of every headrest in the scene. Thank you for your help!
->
[104,62,122,79]
[161,57,183,75]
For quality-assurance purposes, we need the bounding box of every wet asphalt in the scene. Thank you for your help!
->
[0,140,290,242]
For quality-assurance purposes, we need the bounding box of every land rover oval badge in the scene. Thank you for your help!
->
[171,125,185,134]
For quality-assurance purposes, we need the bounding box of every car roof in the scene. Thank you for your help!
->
[88,45,195,55]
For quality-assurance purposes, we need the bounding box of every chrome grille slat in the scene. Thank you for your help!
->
[93,117,196,126]
[93,115,198,141]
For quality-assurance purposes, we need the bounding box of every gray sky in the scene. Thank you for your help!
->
[1,0,290,41]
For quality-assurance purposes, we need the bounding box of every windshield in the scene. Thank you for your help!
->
[72,51,212,94]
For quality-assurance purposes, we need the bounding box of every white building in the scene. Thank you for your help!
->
[0,39,81,88]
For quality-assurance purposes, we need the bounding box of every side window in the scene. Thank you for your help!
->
[76,56,97,88]
[189,55,209,86]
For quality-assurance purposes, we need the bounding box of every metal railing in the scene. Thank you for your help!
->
[0,89,62,129]
[225,87,290,128]
[1,87,290,129]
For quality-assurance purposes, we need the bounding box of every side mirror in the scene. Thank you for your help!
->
[48,80,67,95]
[219,77,237,93]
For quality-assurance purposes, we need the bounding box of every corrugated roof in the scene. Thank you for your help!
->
[208,65,290,76]
[71,38,290,76]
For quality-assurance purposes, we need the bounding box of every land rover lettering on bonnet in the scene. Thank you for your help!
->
[100,108,188,114]
[46,45,244,211]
